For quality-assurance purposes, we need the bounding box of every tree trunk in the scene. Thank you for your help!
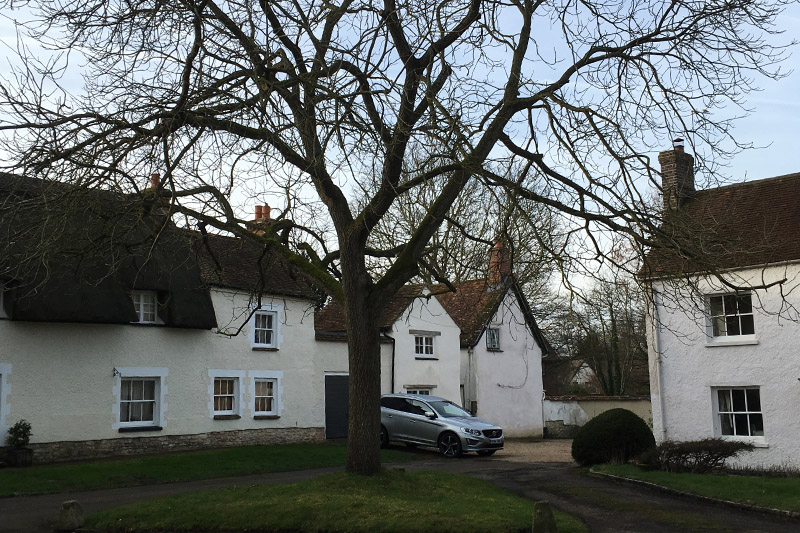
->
[340,244,382,475]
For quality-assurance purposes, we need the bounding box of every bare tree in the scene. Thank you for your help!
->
[0,0,793,474]
[569,277,649,396]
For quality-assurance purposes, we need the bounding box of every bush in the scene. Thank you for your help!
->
[6,419,32,449]
[639,438,754,473]
[571,408,654,466]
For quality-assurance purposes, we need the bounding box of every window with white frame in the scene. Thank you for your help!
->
[415,335,434,357]
[406,388,431,395]
[254,378,277,414]
[213,377,239,415]
[249,370,282,418]
[715,387,764,437]
[486,328,500,350]
[250,307,281,349]
[131,291,158,324]
[708,293,754,337]
[119,378,159,426]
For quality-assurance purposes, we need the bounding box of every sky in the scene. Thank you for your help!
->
[697,3,800,182]
[1,2,799,185]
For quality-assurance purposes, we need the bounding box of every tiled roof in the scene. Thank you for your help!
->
[435,279,506,347]
[314,284,427,335]
[194,233,319,300]
[314,277,549,351]
[642,172,800,276]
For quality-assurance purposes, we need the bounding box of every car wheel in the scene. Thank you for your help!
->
[438,432,462,458]
[380,426,389,448]
[477,450,496,457]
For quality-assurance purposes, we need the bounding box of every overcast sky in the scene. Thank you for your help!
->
[692,3,800,182]
[1,3,798,187]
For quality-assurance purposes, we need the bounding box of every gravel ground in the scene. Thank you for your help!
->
[495,438,575,463]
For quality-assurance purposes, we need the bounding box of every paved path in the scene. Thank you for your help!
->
[2,441,799,532]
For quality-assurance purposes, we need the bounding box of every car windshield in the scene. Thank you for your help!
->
[428,400,471,418]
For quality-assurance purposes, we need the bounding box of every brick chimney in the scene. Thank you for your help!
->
[488,239,512,286]
[255,205,271,221]
[251,205,271,235]
[658,138,695,210]
[150,173,160,189]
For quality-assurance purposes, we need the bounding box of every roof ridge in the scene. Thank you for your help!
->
[694,171,800,197]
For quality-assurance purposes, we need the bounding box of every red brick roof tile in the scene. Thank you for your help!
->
[643,172,800,276]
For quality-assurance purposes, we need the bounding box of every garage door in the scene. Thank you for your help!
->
[324,374,349,439]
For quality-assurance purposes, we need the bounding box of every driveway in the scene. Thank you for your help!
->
[2,440,798,532]
[421,439,800,532]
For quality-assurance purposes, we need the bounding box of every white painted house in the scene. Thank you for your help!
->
[0,174,329,463]
[0,172,549,462]
[644,141,800,467]
[316,248,550,438]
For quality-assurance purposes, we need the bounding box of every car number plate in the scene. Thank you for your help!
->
[491,439,502,444]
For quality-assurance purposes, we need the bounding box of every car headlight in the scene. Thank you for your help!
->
[461,427,482,437]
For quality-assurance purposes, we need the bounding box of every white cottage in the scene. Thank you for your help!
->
[0,173,327,463]
[316,248,550,438]
[644,142,800,467]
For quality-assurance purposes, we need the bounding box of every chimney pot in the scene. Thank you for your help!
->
[673,137,684,152]
[254,204,271,222]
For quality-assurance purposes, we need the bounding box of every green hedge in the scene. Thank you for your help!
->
[571,408,654,466]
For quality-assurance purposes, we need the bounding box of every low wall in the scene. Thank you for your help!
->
[2,427,324,465]
[544,396,651,438]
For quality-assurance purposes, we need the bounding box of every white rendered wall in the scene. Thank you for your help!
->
[312,339,394,394]
[386,294,462,402]
[543,399,652,427]
[470,291,544,437]
[0,289,322,445]
[649,263,800,468]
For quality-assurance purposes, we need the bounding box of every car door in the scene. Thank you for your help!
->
[403,399,444,446]
[380,397,410,440]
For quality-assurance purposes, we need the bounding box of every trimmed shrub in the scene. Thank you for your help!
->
[6,419,32,449]
[639,438,754,473]
[571,408,654,466]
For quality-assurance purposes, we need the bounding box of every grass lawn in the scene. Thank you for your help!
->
[0,443,412,496]
[87,469,588,533]
[595,464,800,513]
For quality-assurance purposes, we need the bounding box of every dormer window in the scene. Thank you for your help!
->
[131,291,158,324]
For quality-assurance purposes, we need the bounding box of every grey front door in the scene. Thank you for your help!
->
[324,374,349,439]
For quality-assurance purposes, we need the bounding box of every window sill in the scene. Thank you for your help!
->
[254,414,280,420]
[213,414,241,420]
[118,425,163,433]
[486,348,503,352]
[415,357,438,361]
[721,436,768,448]
[706,336,759,347]
[252,346,279,351]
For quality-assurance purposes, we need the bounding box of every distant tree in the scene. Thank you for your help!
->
[558,277,648,396]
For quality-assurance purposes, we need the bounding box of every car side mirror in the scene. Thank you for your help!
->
[424,411,436,419]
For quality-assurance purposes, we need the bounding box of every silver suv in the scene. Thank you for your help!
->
[380,393,504,457]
